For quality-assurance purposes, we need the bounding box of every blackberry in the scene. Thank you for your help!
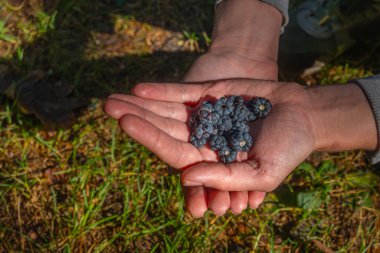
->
[198,101,214,120]
[190,134,207,148]
[215,118,233,132]
[198,102,222,125]
[194,125,212,140]
[188,114,199,130]
[248,97,272,118]
[200,101,213,112]
[229,131,253,152]
[201,122,215,135]
[231,104,252,122]
[209,135,228,151]
[214,97,234,117]
[246,111,257,121]
[231,121,249,133]
[218,147,237,164]
[194,125,204,139]
[227,95,244,107]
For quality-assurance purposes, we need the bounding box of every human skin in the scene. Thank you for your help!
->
[105,0,283,217]
[182,0,282,83]
[104,80,377,217]
[179,0,282,217]
[103,0,378,218]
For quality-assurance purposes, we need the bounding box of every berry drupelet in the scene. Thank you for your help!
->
[189,134,207,148]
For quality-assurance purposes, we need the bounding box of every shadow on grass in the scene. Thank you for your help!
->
[2,0,380,128]
[0,0,215,127]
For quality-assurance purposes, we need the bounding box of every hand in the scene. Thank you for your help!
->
[105,79,315,187]
[181,48,277,215]
[104,80,377,216]
[177,0,282,216]
[183,49,278,83]
[106,0,284,216]
[105,83,267,216]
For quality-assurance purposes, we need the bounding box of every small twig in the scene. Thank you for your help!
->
[16,194,25,251]
[312,239,335,253]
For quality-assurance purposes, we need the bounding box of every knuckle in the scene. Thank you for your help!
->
[168,103,175,118]
[153,128,163,149]
[164,117,174,138]
[224,164,234,189]
[172,144,185,168]
[202,80,228,96]
[180,84,187,103]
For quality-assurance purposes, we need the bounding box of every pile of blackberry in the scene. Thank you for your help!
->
[188,96,272,163]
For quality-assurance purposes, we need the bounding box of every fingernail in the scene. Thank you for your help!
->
[250,202,261,210]
[133,83,149,97]
[131,84,141,95]
[182,180,202,187]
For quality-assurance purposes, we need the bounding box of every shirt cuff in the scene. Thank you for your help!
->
[351,75,380,164]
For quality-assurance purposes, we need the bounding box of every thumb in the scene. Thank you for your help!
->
[181,160,279,192]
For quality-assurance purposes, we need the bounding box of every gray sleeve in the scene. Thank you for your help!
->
[261,0,289,28]
[215,0,289,29]
[351,75,380,164]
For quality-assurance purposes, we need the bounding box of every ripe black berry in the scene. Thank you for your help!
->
[219,147,237,164]
[248,97,272,118]
[229,131,253,152]
[190,134,207,148]
[209,135,228,151]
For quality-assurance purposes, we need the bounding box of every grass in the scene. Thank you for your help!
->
[1,0,380,252]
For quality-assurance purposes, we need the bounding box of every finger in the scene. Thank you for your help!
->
[248,191,266,209]
[107,94,189,122]
[133,83,207,103]
[105,98,190,141]
[184,186,208,218]
[119,114,202,168]
[133,80,278,104]
[229,191,248,214]
[207,188,230,216]
[181,160,278,192]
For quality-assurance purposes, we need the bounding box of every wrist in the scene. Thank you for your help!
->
[210,0,282,64]
[307,84,378,151]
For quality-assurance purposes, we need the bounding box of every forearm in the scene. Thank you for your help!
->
[307,84,377,151]
[210,0,282,63]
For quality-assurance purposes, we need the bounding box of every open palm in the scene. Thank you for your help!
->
[105,79,318,216]
[179,51,277,217]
